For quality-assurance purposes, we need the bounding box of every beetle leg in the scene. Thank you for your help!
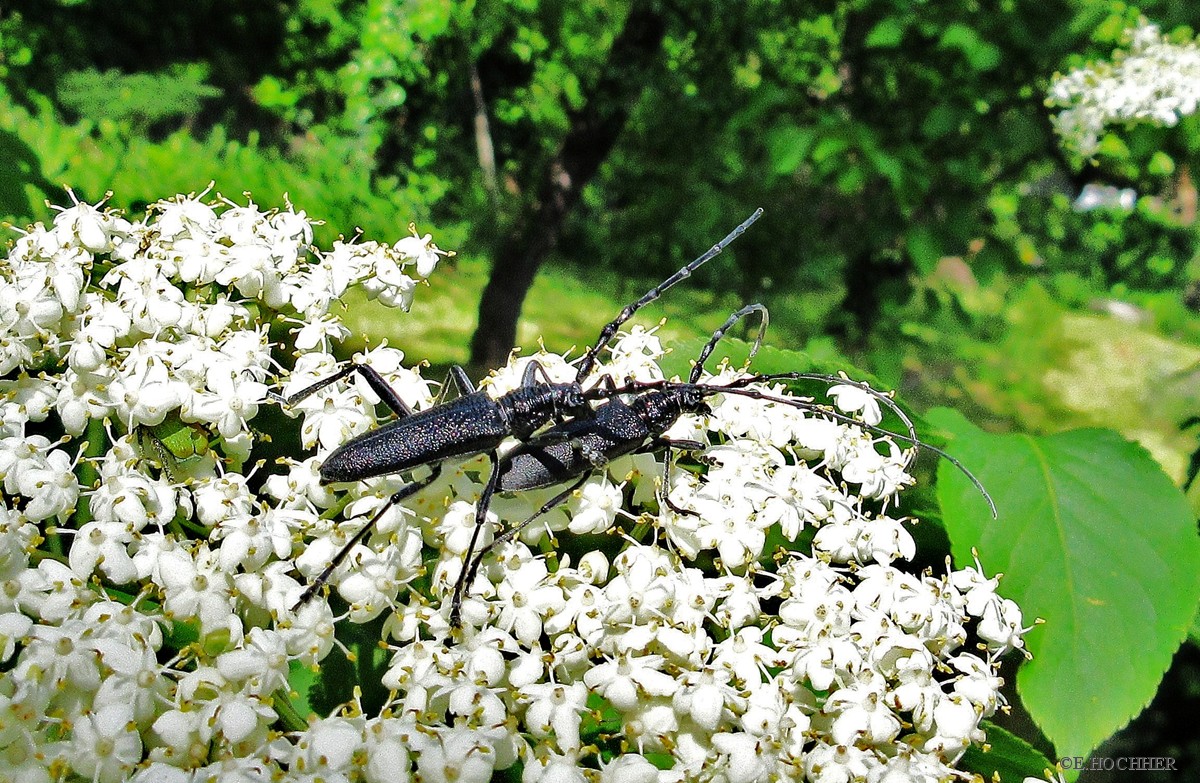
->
[451,472,590,629]
[647,438,706,518]
[292,463,443,610]
[448,450,503,626]
[436,365,477,403]
[272,363,417,418]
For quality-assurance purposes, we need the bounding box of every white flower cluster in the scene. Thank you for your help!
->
[1049,20,1200,156]
[0,193,1027,782]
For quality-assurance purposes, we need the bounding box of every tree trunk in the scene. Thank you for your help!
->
[468,0,668,371]
[469,60,499,210]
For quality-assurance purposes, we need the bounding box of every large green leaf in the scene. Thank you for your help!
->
[930,409,1200,762]
[962,721,1055,783]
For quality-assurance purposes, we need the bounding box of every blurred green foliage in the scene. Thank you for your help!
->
[3,0,1199,447]
[2,0,1198,447]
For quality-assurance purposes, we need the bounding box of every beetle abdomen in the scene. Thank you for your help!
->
[497,399,647,492]
[320,393,508,483]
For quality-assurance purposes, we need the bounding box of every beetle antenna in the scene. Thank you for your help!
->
[700,383,997,518]
[574,208,764,382]
[689,303,770,384]
[599,377,995,518]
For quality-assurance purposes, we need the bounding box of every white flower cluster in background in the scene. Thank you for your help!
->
[1048,20,1200,157]
[1,192,1027,782]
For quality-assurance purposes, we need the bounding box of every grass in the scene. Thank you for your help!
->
[338,251,796,372]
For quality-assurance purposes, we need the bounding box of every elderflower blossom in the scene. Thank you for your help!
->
[1049,20,1200,156]
[1,191,1029,782]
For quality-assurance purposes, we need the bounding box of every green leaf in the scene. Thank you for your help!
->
[810,133,851,165]
[1147,151,1175,177]
[0,128,51,219]
[766,123,816,175]
[920,103,959,140]
[939,24,1002,71]
[864,17,907,48]
[285,659,318,721]
[930,410,1200,761]
[165,619,200,649]
[962,721,1056,783]
[906,224,942,275]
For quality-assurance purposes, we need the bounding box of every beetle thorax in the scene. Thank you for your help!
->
[503,382,585,437]
[632,385,710,434]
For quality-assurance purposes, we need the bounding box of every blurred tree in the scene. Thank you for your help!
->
[468,0,668,368]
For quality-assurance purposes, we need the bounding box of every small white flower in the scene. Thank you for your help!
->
[69,520,139,583]
[672,667,735,731]
[804,742,875,783]
[584,654,681,711]
[186,370,267,440]
[361,716,416,783]
[53,191,113,252]
[89,458,177,531]
[922,693,984,754]
[216,628,290,696]
[711,733,772,783]
[155,546,236,634]
[190,472,256,527]
[93,637,169,726]
[16,560,90,622]
[976,595,1030,653]
[68,704,144,783]
[600,754,673,783]
[520,680,588,751]
[292,716,363,775]
[823,674,902,745]
[567,475,623,534]
[109,359,184,429]
[489,553,564,643]
[839,440,912,499]
[394,228,448,278]
[827,383,884,425]
[15,446,78,521]
[711,626,783,686]
[414,728,498,783]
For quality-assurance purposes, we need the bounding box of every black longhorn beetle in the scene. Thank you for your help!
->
[277,209,764,609]
[449,309,995,626]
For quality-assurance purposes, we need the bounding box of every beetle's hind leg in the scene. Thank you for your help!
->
[292,464,444,610]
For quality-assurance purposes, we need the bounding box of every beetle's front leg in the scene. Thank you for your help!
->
[647,437,706,518]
